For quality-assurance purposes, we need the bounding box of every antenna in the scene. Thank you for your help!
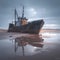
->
[22,6,24,18]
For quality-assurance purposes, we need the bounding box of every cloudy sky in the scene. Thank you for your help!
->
[0,0,60,29]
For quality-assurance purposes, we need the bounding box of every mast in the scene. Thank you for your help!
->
[22,6,24,18]
[15,9,16,26]
[14,9,18,26]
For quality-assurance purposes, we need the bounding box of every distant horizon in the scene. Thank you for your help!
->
[0,25,60,30]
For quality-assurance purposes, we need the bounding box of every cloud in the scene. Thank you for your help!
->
[0,0,60,28]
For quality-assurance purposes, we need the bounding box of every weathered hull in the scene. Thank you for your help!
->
[8,20,44,34]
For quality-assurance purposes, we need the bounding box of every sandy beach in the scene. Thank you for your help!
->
[0,29,60,60]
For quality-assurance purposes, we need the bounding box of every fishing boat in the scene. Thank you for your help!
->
[8,6,44,34]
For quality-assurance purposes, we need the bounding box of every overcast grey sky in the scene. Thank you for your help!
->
[0,0,60,29]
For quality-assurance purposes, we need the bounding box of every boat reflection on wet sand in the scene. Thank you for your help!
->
[0,31,60,60]
[14,36,44,56]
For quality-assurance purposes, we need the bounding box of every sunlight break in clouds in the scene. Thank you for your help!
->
[29,8,37,16]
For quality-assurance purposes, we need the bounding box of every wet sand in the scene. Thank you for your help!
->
[0,29,60,60]
[41,29,60,33]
